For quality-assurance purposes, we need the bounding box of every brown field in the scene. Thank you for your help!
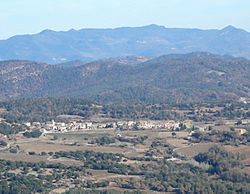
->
[49,130,114,140]
[166,138,189,148]
[16,140,131,154]
[0,152,82,165]
[0,152,48,163]
[224,145,250,166]
[88,169,141,182]
[47,156,83,165]
[224,145,250,158]
[243,167,250,175]
[175,142,217,158]
[242,158,250,166]
[95,187,171,194]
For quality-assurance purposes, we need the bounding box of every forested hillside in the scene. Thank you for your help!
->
[0,53,250,103]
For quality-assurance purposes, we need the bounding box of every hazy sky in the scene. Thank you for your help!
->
[0,0,249,39]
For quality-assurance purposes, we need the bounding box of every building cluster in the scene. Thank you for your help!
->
[24,120,179,133]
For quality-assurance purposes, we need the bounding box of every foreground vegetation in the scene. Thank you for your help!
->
[0,98,249,193]
[0,147,249,193]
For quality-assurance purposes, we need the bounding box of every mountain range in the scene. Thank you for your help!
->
[0,25,250,63]
[0,53,250,104]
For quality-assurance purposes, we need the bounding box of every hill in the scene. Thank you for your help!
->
[0,53,250,103]
[0,25,250,63]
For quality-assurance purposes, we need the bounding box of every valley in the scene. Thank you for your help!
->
[0,98,249,193]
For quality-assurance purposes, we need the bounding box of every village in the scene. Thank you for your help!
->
[24,119,180,133]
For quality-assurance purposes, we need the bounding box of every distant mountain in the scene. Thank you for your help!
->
[0,53,250,103]
[0,25,250,63]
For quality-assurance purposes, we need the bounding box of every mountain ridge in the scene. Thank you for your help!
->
[1,25,250,63]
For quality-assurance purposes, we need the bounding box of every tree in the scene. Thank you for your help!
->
[171,132,177,137]
[0,140,7,147]
[23,129,42,138]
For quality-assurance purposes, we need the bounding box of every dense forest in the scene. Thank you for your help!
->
[1,53,250,103]
[0,97,249,123]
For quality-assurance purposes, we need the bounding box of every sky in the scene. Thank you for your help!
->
[0,0,249,39]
